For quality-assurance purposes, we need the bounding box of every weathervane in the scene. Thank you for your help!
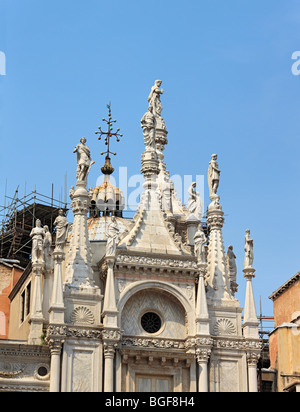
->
[95,103,123,175]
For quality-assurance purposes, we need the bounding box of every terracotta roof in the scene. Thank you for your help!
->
[268,271,300,301]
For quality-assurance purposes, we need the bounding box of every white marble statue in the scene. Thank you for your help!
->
[226,245,238,295]
[141,105,156,150]
[106,216,120,257]
[53,210,69,250]
[148,80,164,117]
[194,225,207,263]
[244,229,254,268]
[226,245,237,282]
[43,225,53,271]
[73,137,95,183]
[30,219,45,264]
[187,182,203,221]
[208,154,221,201]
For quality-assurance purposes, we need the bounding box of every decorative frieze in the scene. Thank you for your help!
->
[115,253,198,274]
[122,336,186,350]
[46,324,101,340]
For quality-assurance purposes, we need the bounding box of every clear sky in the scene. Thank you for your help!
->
[1,0,300,316]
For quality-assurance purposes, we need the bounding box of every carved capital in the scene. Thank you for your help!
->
[71,198,90,215]
[53,250,65,263]
[46,325,66,354]
[103,343,117,359]
[247,351,261,366]
[196,348,211,363]
[47,338,64,355]
[206,213,224,230]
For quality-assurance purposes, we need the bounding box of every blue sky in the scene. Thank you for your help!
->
[1,0,300,316]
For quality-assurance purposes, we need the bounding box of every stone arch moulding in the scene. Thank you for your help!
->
[117,280,196,336]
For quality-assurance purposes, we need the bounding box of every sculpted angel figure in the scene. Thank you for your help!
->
[73,137,95,183]
[187,182,203,221]
[54,210,69,250]
[30,219,45,264]
[194,225,207,263]
[148,80,164,117]
[106,216,120,257]
[244,229,254,268]
[208,154,221,200]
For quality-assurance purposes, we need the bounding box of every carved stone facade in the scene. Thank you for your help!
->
[0,81,262,392]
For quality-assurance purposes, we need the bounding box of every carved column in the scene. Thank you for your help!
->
[46,326,66,392]
[103,329,121,392]
[103,343,117,392]
[196,348,211,392]
[247,352,260,392]
[28,262,45,344]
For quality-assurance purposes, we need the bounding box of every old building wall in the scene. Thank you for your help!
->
[273,278,300,327]
[0,263,23,339]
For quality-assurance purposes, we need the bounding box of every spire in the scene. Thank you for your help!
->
[243,229,259,339]
[206,154,232,302]
[141,80,168,182]
[196,263,210,335]
[65,138,97,290]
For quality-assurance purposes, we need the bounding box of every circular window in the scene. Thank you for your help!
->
[37,366,48,377]
[141,312,162,334]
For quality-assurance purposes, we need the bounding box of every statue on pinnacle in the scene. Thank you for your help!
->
[208,154,221,202]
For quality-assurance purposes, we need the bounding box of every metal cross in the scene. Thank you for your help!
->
[95,102,123,158]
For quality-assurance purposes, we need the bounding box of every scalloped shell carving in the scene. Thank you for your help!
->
[213,319,236,336]
[70,306,95,325]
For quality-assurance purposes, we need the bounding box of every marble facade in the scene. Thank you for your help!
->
[0,80,262,392]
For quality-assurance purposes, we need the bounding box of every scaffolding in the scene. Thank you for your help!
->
[0,187,68,268]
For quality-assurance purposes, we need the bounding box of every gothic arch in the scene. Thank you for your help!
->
[117,280,195,336]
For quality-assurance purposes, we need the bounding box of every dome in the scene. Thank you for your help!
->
[90,175,125,217]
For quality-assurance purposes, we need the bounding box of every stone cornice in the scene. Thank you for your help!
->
[0,342,50,359]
